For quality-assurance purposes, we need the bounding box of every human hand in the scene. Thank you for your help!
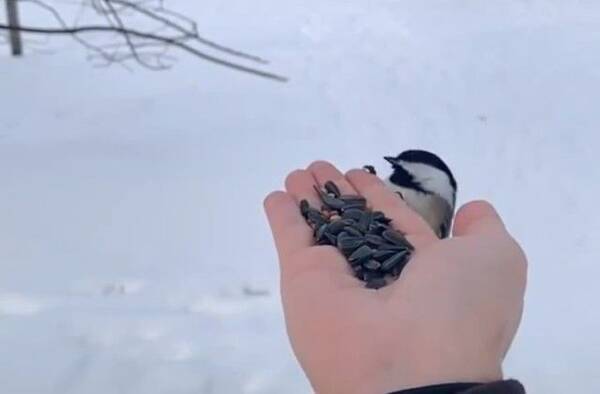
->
[264,161,527,394]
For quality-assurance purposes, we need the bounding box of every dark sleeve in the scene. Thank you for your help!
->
[389,380,525,394]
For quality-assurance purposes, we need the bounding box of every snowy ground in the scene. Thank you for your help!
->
[1,1,600,393]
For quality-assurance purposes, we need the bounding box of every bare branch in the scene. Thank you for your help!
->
[109,0,269,64]
[1,1,287,81]
[0,23,288,81]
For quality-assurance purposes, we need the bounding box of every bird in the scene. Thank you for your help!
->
[382,150,457,238]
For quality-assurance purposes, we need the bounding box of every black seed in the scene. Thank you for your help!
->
[368,222,389,235]
[339,219,357,227]
[337,236,365,256]
[363,271,384,281]
[372,210,385,220]
[354,268,364,279]
[339,195,367,204]
[363,165,377,175]
[349,245,374,265]
[344,226,363,237]
[381,251,410,272]
[324,196,346,210]
[337,231,349,239]
[317,237,332,246]
[342,209,364,221]
[365,234,385,247]
[324,181,341,198]
[379,244,408,252]
[382,230,414,250]
[329,199,347,211]
[363,259,381,270]
[339,196,367,210]
[324,232,338,245]
[357,211,372,232]
[314,185,346,211]
[307,209,325,227]
[315,223,328,241]
[342,202,367,211]
[366,278,386,290]
[372,211,392,224]
[390,263,407,278]
[373,249,398,261]
[300,199,310,218]
[326,220,347,235]
[396,191,405,200]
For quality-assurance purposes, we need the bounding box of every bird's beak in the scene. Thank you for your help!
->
[384,156,396,165]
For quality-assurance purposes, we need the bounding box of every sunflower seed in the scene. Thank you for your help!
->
[390,263,407,278]
[366,277,386,290]
[316,223,328,241]
[339,196,367,210]
[314,185,346,211]
[324,181,341,198]
[342,209,364,221]
[337,236,365,255]
[363,259,381,270]
[344,226,363,237]
[348,245,374,265]
[317,237,333,246]
[381,251,410,272]
[372,211,392,224]
[368,222,389,235]
[382,230,414,250]
[372,249,398,261]
[307,209,325,226]
[378,244,408,252]
[357,211,372,232]
[363,165,377,175]
[362,271,384,282]
[339,195,367,204]
[341,201,367,211]
[324,232,338,245]
[353,267,364,279]
[326,220,346,235]
[365,234,385,247]
[300,199,310,218]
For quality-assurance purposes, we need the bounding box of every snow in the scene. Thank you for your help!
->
[1,1,600,393]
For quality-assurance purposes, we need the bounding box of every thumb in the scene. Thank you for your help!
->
[453,200,506,237]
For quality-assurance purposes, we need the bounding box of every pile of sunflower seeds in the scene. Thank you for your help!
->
[300,180,413,290]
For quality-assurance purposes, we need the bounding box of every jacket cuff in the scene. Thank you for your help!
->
[389,380,525,394]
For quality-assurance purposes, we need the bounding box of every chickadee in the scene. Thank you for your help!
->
[383,150,457,238]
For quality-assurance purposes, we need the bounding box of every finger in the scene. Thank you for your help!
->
[264,191,313,259]
[345,169,435,239]
[285,169,320,207]
[453,200,506,237]
[307,160,357,195]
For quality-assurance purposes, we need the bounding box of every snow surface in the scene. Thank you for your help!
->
[1,1,600,393]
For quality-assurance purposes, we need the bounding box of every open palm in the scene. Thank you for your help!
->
[264,161,527,394]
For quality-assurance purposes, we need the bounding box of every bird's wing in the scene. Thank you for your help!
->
[437,197,454,239]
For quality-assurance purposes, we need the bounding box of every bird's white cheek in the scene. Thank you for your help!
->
[383,182,443,231]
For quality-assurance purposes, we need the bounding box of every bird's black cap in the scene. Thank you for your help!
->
[386,150,457,190]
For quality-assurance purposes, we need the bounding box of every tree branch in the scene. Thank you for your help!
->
[0,23,288,81]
